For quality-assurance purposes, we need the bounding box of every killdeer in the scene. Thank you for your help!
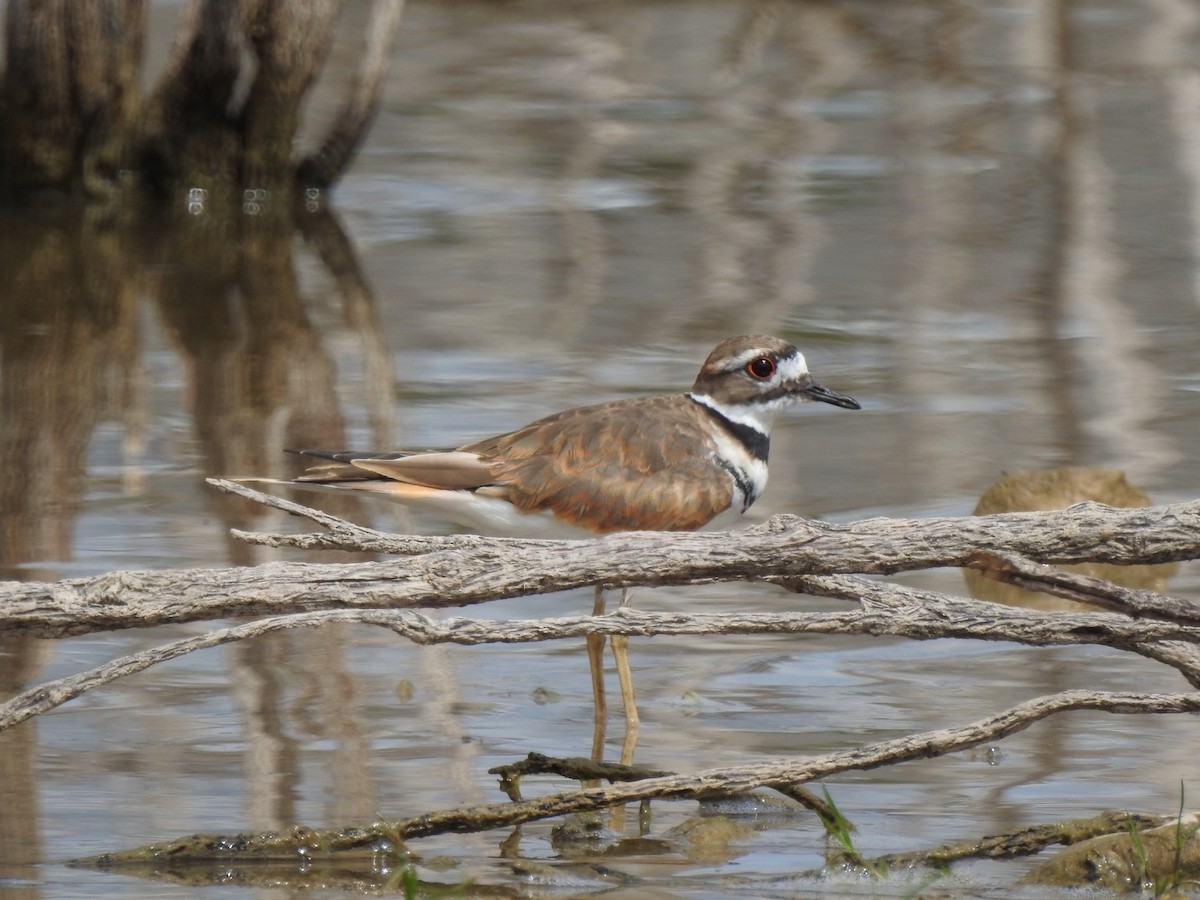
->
[284,334,860,535]
[269,335,858,759]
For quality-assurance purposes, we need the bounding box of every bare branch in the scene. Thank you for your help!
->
[966,550,1200,624]
[787,574,1200,686]
[6,589,1200,731]
[213,481,1200,564]
[81,688,1200,859]
[880,810,1171,869]
[2,491,1198,637]
[213,477,374,533]
[240,0,348,187]
[297,0,406,188]
[212,478,532,552]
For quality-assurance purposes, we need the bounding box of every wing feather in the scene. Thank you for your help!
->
[349,452,496,490]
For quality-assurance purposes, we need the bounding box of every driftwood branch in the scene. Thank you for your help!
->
[2,483,1197,732]
[6,580,1200,732]
[880,810,1172,870]
[215,478,1200,567]
[83,688,1200,862]
[1,480,1197,638]
[487,752,838,822]
[11,479,1198,885]
[966,549,1200,624]
[297,0,406,189]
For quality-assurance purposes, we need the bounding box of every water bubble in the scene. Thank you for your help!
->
[371,837,397,871]
[531,686,561,705]
[295,843,313,872]
[186,187,207,216]
[243,187,268,216]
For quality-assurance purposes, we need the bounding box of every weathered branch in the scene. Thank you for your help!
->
[879,810,1171,870]
[80,688,1200,861]
[10,480,1197,885]
[488,752,674,795]
[297,0,405,189]
[1,481,1197,637]
[488,751,838,822]
[6,583,1200,731]
[239,0,348,188]
[789,575,1200,686]
[129,0,399,195]
[966,549,1200,624]
[211,480,1200,566]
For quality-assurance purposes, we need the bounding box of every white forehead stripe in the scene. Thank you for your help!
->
[724,347,809,379]
[776,352,809,380]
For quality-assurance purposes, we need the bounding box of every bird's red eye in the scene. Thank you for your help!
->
[747,356,776,379]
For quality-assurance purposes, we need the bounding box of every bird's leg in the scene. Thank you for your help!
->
[605,586,640,831]
[612,587,639,765]
[587,585,608,762]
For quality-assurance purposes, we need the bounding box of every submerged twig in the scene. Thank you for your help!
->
[484,751,839,825]
[877,810,1171,871]
[79,688,1200,863]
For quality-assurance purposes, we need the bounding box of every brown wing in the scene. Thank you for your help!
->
[466,395,734,532]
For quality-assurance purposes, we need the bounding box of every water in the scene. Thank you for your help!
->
[3,1,1200,896]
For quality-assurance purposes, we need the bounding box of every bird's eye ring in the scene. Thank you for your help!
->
[746,356,776,379]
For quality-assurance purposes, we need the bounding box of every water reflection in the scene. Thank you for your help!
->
[0,200,385,893]
[0,206,134,892]
[0,209,385,573]
[0,209,130,582]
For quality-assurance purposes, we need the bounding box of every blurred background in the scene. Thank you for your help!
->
[2,1,1199,896]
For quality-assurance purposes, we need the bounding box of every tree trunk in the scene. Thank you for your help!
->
[0,0,145,197]
[0,0,402,203]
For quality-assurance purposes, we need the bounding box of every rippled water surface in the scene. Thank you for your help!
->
[3,1,1200,897]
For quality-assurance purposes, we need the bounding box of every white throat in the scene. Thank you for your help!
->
[687,391,784,435]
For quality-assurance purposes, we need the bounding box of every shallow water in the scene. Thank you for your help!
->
[3,1,1200,897]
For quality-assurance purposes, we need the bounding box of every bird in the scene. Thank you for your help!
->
[273,334,860,758]
[282,334,861,537]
